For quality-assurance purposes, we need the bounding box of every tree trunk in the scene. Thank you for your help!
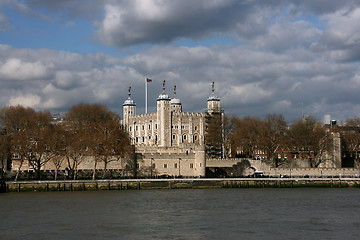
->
[35,158,41,180]
[92,160,97,180]
[73,165,77,180]
[15,159,24,181]
[102,160,108,179]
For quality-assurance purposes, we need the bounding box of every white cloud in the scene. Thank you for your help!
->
[0,58,52,81]
[9,94,41,108]
[254,19,321,51]
[313,8,360,61]
[95,0,278,47]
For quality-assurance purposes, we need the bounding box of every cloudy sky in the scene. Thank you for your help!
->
[1,0,360,122]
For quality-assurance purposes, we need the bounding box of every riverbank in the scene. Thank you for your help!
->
[2,178,360,192]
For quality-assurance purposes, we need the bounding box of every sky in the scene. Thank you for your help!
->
[1,0,360,123]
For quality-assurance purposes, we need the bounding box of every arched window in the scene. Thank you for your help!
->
[182,134,187,143]
[193,134,198,143]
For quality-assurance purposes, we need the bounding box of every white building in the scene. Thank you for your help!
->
[121,80,221,177]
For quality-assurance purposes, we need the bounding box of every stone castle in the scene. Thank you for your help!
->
[120,80,221,177]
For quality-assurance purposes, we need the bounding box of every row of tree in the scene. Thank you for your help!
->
[225,114,334,168]
[0,104,133,180]
[223,114,360,168]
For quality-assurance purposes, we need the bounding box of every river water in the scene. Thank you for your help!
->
[0,188,359,240]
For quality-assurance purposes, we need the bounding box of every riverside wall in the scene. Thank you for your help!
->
[207,158,360,178]
[3,178,360,192]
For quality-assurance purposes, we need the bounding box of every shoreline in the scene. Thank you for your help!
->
[2,178,360,192]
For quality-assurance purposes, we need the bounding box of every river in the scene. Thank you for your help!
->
[0,188,359,240]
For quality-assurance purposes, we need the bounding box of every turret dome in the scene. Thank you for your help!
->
[170,98,181,104]
[170,84,181,105]
[157,79,171,100]
[207,81,220,101]
[123,86,136,106]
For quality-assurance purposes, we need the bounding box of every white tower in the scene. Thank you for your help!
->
[123,86,136,130]
[170,84,182,113]
[207,81,221,113]
[157,80,171,147]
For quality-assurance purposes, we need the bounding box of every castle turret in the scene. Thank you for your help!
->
[123,86,136,131]
[170,84,182,113]
[157,80,171,147]
[207,81,220,113]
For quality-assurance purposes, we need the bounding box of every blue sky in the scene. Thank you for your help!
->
[1,0,360,123]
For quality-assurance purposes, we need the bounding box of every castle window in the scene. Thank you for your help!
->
[136,125,138,131]
[148,124,151,130]
[136,137,139,143]
[172,134,176,140]
[164,164,168,169]
[194,126,197,131]
[129,126,132,131]
[174,163,178,168]
[142,125,144,130]
[142,136,145,142]
[155,134,158,143]
[190,163,194,168]
[155,124,158,129]
[148,135,151,140]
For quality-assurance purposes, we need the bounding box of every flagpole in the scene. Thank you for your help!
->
[145,77,147,113]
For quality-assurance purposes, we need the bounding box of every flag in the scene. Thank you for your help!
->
[146,78,152,82]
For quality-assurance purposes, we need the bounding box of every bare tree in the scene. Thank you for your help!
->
[0,129,10,176]
[342,117,360,168]
[0,106,53,180]
[263,114,287,166]
[228,116,263,158]
[45,123,66,180]
[287,116,332,167]
[65,103,131,180]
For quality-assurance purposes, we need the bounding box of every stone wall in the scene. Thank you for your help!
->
[268,167,360,178]
[207,158,360,177]
[137,146,206,177]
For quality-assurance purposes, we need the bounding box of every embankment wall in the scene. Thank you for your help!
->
[3,178,360,192]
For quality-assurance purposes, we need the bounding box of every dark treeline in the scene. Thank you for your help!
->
[0,104,133,181]
[223,114,360,168]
